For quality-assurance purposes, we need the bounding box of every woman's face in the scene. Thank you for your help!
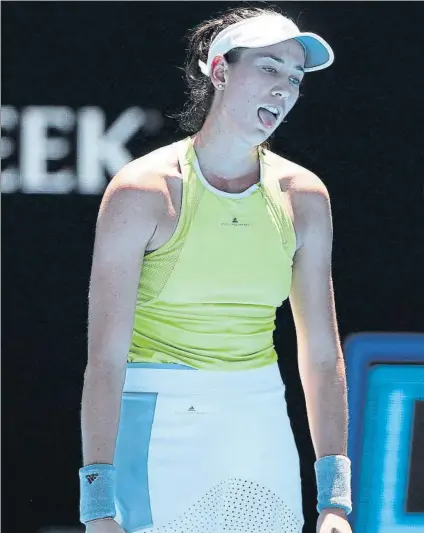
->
[213,39,306,144]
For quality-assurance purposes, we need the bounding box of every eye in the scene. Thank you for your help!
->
[289,76,301,86]
[262,66,277,74]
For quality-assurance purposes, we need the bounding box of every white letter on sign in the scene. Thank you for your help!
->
[77,107,146,194]
[1,106,19,193]
[20,106,75,193]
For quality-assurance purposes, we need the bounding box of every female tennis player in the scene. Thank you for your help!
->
[80,5,353,533]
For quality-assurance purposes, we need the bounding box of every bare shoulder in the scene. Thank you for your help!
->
[264,149,328,197]
[263,149,332,248]
[94,142,182,255]
[101,142,180,211]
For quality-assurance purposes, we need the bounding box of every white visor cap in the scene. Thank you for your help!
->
[199,14,334,76]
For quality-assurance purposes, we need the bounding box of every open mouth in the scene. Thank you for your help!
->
[258,105,281,128]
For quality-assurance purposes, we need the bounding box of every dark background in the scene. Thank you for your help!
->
[2,2,424,533]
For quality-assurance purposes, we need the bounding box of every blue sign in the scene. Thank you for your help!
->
[345,333,424,533]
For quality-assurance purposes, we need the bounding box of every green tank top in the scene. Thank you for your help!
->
[128,137,296,370]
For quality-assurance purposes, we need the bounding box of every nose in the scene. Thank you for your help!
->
[272,86,290,99]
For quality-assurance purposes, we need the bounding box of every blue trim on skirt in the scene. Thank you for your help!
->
[114,392,157,531]
[127,362,196,370]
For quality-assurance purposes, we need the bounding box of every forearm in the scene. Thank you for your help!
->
[81,361,127,465]
[299,352,348,458]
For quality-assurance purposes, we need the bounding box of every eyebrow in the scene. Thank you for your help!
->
[258,54,305,74]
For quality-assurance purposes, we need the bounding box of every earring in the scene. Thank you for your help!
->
[217,84,224,90]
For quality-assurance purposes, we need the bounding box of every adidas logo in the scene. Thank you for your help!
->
[221,217,249,227]
[175,405,204,415]
[86,473,99,484]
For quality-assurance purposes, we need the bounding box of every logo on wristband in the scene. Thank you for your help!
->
[85,473,99,484]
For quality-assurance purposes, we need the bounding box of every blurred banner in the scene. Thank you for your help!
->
[2,105,163,194]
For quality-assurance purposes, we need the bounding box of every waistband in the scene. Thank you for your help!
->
[123,362,284,395]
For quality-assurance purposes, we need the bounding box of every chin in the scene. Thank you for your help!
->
[254,125,275,142]
[228,117,273,146]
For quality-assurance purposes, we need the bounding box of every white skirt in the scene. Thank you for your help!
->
[114,363,304,533]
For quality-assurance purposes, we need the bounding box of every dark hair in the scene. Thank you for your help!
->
[174,4,285,134]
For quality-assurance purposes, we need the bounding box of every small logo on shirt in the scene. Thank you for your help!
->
[221,217,250,227]
[86,474,99,484]
[173,404,206,415]
[172,405,205,415]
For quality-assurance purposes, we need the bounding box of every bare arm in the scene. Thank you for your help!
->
[289,178,348,460]
[81,166,164,465]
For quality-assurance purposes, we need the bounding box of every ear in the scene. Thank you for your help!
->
[210,55,228,90]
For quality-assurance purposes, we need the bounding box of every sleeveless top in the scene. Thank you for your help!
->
[128,136,296,370]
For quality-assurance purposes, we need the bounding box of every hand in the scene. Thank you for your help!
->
[85,518,126,533]
[316,508,353,533]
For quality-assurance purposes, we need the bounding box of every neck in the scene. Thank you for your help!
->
[193,115,260,181]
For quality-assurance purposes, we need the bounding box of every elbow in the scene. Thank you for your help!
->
[85,349,128,377]
[87,335,131,372]
[299,346,345,378]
